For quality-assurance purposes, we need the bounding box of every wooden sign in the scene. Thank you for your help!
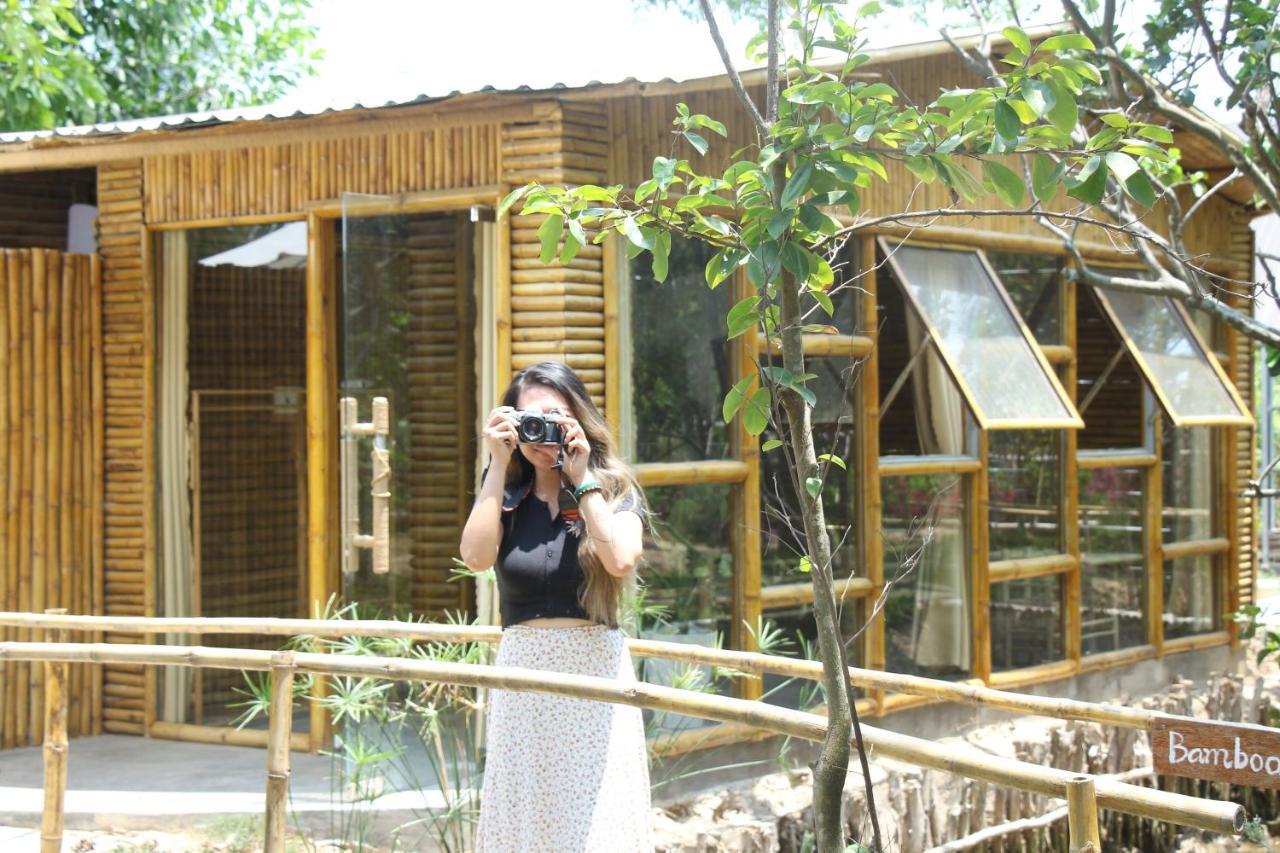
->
[1152,715,1280,789]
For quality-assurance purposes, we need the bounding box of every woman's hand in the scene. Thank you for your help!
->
[556,414,592,487]
[482,406,518,464]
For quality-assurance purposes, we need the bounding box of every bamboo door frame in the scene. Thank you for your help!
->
[305,185,504,750]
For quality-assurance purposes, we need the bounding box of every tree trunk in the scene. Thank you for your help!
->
[776,266,855,851]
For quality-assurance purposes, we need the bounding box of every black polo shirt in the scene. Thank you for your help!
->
[494,476,640,628]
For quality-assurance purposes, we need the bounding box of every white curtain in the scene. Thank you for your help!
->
[904,311,970,671]
[158,232,196,723]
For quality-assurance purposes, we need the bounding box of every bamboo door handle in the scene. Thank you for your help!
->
[339,396,392,575]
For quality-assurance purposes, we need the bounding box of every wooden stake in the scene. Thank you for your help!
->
[263,654,296,853]
[40,608,68,853]
[1066,775,1101,852]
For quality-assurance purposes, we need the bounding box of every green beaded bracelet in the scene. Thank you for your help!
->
[573,479,602,500]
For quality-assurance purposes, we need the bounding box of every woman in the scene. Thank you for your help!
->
[460,361,652,852]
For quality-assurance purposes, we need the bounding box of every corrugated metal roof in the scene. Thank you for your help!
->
[0,80,619,144]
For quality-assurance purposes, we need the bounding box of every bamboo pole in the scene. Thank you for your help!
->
[40,609,68,853]
[0,638,1244,837]
[1066,775,1101,852]
[0,611,1165,730]
[263,654,295,853]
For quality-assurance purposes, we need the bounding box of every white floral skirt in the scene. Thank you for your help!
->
[475,624,653,853]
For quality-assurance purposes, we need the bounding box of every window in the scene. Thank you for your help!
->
[1076,289,1148,451]
[1162,424,1216,542]
[1079,467,1147,655]
[760,598,865,710]
[881,242,1080,428]
[881,474,970,679]
[630,240,735,462]
[1163,554,1219,640]
[988,430,1062,562]
[1092,288,1249,425]
[991,576,1064,670]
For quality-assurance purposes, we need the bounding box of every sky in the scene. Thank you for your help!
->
[284,0,945,107]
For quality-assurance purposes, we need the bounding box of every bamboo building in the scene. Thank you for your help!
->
[0,30,1264,754]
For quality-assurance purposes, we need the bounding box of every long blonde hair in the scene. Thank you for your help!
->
[501,362,643,628]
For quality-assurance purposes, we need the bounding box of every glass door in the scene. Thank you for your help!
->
[338,195,479,618]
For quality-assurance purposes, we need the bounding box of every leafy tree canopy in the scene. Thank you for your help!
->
[1,0,321,132]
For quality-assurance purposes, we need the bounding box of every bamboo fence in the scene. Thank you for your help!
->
[0,636,1244,853]
[0,611,1160,731]
[0,251,102,751]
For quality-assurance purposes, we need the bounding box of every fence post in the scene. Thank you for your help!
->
[1066,775,1101,852]
[264,652,296,853]
[40,608,68,853]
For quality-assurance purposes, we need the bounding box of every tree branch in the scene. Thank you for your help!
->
[698,0,768,137]
[766,0,780,125]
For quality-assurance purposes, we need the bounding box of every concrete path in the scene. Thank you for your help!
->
[0,733,457,837]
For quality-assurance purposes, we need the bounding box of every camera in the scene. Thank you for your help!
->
[514,411,565,445]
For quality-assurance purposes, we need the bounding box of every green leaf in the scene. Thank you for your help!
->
[1066,156,1107,204]
[498,184,531,219]
[558,225,580,266]
[983,161,1026,207]
[994,100,1021,141]
[1104,151,1140,182]
[904,155,938,183]
[743,387,771,435]
[1136,125,1174,144]
[781,162,814,209]
[1021,79,1055,118]
[683,130,708,156]
[1001,26,1031,55]
[1099,113,1129,129]
[1038,33,1095,52]
[818,453,846,470]
[762,439,783,452]
[798,556,812,574]
[537,214,564,265]
[804,477,822,499]
[1046,84,1077,134]
[651,231,671,282]
[1122,169,1158,207]
[722,375,755,423]
[1031,153,1065,203]
[726,295,761,339]
[859,82,896,102]
[622,216,654,251]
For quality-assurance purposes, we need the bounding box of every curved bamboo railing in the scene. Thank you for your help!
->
[0,611,1154,729]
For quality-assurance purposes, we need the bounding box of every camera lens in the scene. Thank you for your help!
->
[519,415,545,443]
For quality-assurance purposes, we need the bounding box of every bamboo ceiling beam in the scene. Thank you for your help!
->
[0,638,1245,836]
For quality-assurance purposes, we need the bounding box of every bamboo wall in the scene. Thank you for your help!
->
[143,125,500,223]
[505,102,610,406]
[0,249,102,750]
[99,161,151,736]
[406,215,474,616]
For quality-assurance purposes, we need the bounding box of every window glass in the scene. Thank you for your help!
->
[1079,467,1147,655]
[876,274,974,457]
[631,240,734,462]
[987,251,1062,345]
[760,599,864,710]
[881,474,969,678]
[1095,289,1247,423]
[988,430,1062,562]
[990,576,1063,671]
[886,244,1077,426]
[761,358,857,586]
[639,483,734,735]
[1162,422,1215,542]
[1163,554,1219,640]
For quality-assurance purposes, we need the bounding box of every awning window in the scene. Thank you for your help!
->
[880,241,1082,430]
[1091,288,1250,426]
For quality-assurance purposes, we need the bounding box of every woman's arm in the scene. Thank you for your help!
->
[459,408,518,571]
[577,489,644,578]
